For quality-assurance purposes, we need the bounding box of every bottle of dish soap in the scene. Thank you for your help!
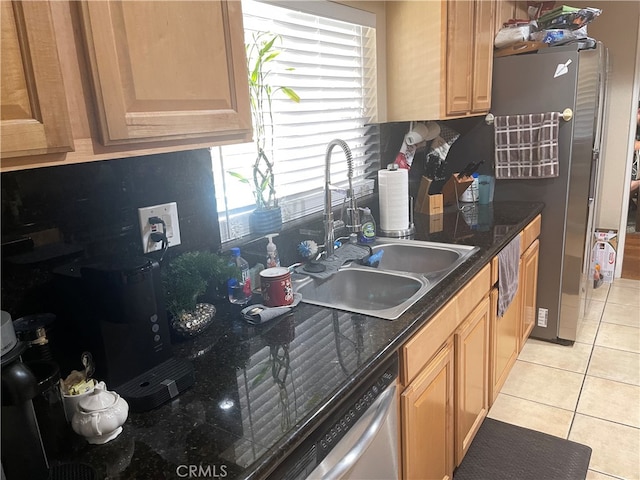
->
[265,234,280,268]
[358,207,376,243]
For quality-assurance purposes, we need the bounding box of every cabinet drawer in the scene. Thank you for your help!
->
[455,264,491,319]
[401,264,491,386]
[401,300,456,387]
[521,214,541,253]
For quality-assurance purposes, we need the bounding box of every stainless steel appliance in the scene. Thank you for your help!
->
[271,352,399,479]
[492,42,608,343]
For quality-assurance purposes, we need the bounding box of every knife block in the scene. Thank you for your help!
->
[441,173,473,206]
[415,174,473,214]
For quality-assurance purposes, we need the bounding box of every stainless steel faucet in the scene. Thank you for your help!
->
[324,139,360,257]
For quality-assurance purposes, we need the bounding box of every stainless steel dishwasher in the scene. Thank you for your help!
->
[272,352,399,480]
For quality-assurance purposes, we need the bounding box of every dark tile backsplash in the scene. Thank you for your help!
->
[1,149,221,317]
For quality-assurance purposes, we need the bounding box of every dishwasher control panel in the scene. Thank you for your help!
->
[317,369,395,458]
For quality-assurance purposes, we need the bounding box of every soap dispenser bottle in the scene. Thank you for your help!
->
[358,207,376,243]
[265,234,280,268]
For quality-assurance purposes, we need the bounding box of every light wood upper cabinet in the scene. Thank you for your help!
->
[1,1,73,158]
[386,0,496,122]
[79,1,251,146]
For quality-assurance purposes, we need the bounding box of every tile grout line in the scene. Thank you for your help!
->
[565,285,610,440]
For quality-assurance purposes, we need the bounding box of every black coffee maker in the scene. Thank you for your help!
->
[54,256,194,411]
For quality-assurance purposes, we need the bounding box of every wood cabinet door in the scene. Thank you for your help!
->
[454,296,490,466]
[471,0,495,113]
[519,239,540,351]
[386,0,445,122]
[445,0,474,116]
[79,1,251,145]
[1,1,73,158]
[489,283,520,406]
[401,340,454,480]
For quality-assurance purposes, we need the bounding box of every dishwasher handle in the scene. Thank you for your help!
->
[321,383,397,480]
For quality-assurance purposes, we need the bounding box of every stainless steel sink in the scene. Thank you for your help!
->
[369,239,478,279]
[294,268,429,320]
[294,238,479,320]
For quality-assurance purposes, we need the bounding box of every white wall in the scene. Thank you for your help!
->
[587,2,640,275]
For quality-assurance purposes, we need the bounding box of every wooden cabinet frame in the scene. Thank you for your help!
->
[79,0,251,146]
[1,1,73,158]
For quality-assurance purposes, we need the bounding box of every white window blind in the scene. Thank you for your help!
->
[212,0,379,242]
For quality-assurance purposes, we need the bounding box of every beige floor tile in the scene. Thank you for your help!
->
[577,376,640,428]
[582,299,606,323]
[585,470,620,480]
[488,393,574,439]
[588,346,640,386]
[569,414,640,480]
[595,323,640,354]
[501,360,584,411]
[576,319,600,345]
[518,338,592,373]
[607,285,640,307]
[602,302,640,328]
[589,284,610,302]
[614,278,640,290]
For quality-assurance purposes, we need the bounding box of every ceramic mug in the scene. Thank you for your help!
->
[260,267,293,307]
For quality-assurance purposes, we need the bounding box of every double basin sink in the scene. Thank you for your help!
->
[293,238,479,320]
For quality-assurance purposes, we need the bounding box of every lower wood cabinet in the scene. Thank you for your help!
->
[489,277,521,406]
[454,296,490,466]
[398,216,541,478]
[519,239,540,351]
[401,339,454,480]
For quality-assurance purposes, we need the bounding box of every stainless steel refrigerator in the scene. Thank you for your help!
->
[492,42,608,343]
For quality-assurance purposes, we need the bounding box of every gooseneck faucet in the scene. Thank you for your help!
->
[324,139,360,257]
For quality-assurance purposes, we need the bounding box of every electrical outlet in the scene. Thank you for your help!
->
[138,202,181,253]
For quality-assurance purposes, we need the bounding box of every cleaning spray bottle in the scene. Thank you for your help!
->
[265,234,280,268]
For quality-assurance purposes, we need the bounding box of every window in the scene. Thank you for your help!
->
[212,0,379,242]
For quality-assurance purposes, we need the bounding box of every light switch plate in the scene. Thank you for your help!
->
[138,202,181,253]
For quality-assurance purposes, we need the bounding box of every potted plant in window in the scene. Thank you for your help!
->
[229,32,300,235]
[162,251,237,338]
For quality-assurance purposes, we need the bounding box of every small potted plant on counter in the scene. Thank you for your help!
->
[229,32,300,234]
[162,251,237,338]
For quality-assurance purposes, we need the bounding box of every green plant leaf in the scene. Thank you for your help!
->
[228,171,251,184]
[280,87,300,103]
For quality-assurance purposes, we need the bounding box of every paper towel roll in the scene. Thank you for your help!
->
[378,168,409,232]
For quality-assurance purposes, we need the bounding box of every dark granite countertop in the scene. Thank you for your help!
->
[53,201,543,480]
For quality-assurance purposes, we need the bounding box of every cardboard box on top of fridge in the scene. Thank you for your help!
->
[590,229,617,285]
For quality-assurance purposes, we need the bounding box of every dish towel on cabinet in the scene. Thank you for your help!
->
[494,112,560,179]
[498,236,521,318]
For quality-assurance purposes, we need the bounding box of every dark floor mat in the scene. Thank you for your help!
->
[454,418,592,480]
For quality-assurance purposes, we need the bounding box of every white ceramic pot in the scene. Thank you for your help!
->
[71,384,129,444]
